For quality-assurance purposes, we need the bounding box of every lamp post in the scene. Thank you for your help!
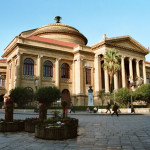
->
[35,78,39,91]
[129,77,136,113]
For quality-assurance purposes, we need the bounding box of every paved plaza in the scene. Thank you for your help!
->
[0,113,150,150]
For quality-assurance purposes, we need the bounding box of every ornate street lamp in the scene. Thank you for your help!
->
[35,78,39,91]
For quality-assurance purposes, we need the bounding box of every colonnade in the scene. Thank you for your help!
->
[94,55,147,93]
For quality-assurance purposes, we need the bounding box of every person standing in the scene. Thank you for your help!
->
[111,103,119,116]
[105,102,111,114]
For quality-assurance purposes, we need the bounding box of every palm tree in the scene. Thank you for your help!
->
[102,49,121,93]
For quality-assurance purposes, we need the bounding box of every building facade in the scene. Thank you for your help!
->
[1,18,150,105]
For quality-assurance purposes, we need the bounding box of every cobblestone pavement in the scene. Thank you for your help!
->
[0,114,150,150]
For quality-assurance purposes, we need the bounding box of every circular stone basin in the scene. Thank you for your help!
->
[0,121,24,132]
[35,125,78,140]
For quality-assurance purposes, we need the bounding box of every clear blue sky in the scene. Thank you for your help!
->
[0,0,150,61]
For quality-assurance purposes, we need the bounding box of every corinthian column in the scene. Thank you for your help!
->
[104,70,109,93]
[37,55,42,87]
[72,60,75,94]
[55,58,61,88]
[94,55,101,93]
[121,56,126,88]
[143,60,147,84]
[114,72,118,90]
[15,52,22,87]
[136,59,140,78]
[129,58,133,83]
[75,57,84,94]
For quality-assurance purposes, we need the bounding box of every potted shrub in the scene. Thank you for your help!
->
[9,87,32,108]
[35,116,78,140]
[34,86,61,120]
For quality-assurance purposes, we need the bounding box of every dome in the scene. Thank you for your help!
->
[31,23,88,45]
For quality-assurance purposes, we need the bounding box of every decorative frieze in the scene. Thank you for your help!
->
[22,75,35,80]
[42,77,53,81]
[61,78,71,83]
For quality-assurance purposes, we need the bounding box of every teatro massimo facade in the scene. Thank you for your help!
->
[0,17,150,106]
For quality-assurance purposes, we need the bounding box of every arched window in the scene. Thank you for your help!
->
[61,63,70,78]
[23,58,34,75]
[0,75,6,87]
[86,68,91,84]
[43,60,53,77]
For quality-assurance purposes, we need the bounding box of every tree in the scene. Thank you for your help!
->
[34,86,61,105]
[110,88,131,106]
[34,86,61,120]
[102,49,121,93]
[134,83,150,104]
[9,87,32,108]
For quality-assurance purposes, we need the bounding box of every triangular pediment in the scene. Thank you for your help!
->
[106,36,149,54]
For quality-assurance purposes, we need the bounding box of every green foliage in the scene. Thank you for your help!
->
[34,86,61,105]
[98,89,105,106]
[110,88,131,105]
[102,48,121,92]
[134,83,150,103]
[9,87,32,108]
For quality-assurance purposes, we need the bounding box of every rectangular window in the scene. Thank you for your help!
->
[86,68,91,84]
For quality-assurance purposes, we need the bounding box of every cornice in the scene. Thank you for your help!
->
[17,43,74,56]
[106,43,147,55]
[91,41,105,50]
[73,50,94,55]
[2,44,18,58]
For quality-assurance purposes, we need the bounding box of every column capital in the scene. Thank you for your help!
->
[142,59,146,64]
[129,57,133,61]
[38,55,43,59]
[136,59,140,63]
[56,58,61,62]
[121,55,126,60]
[94,55,99,59]
[77,57,83,62]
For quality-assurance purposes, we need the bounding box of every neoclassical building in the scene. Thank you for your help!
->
[0,17,150,105]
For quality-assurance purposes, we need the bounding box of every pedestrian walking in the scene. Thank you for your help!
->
[111,103,119,116]
[130,104,135,113]
[105,102,111,114]
[70,102,75,113]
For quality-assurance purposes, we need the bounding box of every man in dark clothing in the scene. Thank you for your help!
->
[106,102,111,114]
[70,102,75,113]
[111,103,119,116]
[130,104,135,113]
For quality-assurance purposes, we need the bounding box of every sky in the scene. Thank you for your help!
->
[0,0,150,61]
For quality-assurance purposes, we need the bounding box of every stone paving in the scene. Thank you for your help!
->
[0,113,150,150]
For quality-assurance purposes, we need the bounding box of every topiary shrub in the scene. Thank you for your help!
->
[34,86,61,120]
[9,87,32,108]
